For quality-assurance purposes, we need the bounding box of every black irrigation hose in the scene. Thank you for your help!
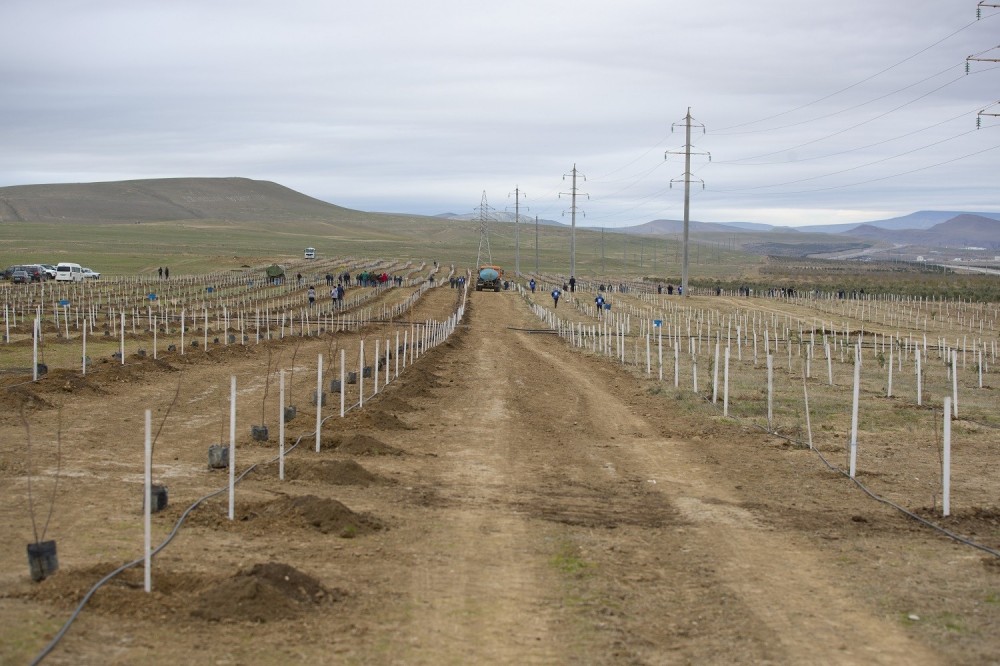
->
[32,379,397,664]
[685,386,1000,560]
[538,301,1000,561]
[30,290,469,664]
[29,421,318,666]
[506,327,557,334]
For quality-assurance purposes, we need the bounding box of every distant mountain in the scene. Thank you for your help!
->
[806,210,1000,234]
[0,177,355,223]
[618,218,753,235]
[435,210,565,226]
[839,214,1000,249]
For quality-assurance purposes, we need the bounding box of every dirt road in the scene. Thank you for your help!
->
[2,287,996,664]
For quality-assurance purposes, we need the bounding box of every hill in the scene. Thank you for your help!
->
[834,215,1000,249]
[0,177,355,223]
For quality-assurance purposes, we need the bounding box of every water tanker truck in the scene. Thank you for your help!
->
[476,265,503,292]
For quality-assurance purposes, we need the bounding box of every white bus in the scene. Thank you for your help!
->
[55,262,84,282]
[304,247,316,259]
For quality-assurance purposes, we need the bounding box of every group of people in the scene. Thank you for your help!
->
[305,283,348,308]
[157,267,170,279]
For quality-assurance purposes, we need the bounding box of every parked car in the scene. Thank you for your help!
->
[1,266,17,280]
[81,267,100,279]
[55,262,84,282]
[5,264,45,282]
[11,268,30,284]
[39,264,57,279]
[22,265,46,282]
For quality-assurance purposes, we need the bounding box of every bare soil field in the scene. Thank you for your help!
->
[1,284,999,665]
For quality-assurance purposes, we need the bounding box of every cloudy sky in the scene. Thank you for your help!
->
[2,0,998,228]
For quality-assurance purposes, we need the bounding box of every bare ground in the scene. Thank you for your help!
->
[1,287,998,665]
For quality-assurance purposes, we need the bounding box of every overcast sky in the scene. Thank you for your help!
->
[1,0,998,228]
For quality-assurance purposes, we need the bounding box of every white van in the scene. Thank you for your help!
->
[304,247,316,259]
[55,262,84,282]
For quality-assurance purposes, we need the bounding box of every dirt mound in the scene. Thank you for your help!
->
[915,506,1000,548]
[191,562,344,622]
[185,494,383,537]
[347,410,413,431]
[22,562,210,618]
[19,369,108,397]
[374,395,417,412]
[327,433,404,456]
[259,458,390,486]
[250,495,382,537]
[0,384,52,415]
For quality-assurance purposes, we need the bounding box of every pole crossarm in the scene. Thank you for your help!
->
[978,2,1000,19]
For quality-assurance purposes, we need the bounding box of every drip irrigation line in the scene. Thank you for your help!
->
[31,385,388,664]
[507,327,558,333]
[730,408,1000,560]
[536,299,1000,561]
[30,293,469,664]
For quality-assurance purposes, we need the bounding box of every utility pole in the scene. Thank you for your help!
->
[666,108,710,297]
[474,191,495,269]
[968,6,999,127]
[534,215,539,274]
[508,187,527,276]
[560,164,588,278]
[601,227,606,275]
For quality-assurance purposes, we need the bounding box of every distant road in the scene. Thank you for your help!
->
[934,264,1000,276]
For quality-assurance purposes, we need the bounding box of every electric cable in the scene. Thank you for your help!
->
[28,286,469,664]
[714,14,996,133]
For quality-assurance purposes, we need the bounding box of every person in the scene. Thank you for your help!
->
[667,284,674,295]
[657,284,663,295]
[307,285,316,306]
[164,267,169,279]
[529,278,536,293]
[595,293,605,318]
[551,287,561,308]
[330,285,339,309]
[158,267,163,279]
[325,273,333,286]
[297,272,303,286]
[569,276,576,292]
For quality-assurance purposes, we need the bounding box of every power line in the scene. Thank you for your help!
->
[719,125,988,192]
[714,105,984,166]
[714,140,1000,197]
[714,14,995,133]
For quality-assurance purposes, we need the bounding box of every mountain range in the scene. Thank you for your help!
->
[2,177,998,252]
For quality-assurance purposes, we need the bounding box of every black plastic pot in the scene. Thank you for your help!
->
[362,366,373,378]
[208,444,229,469]
[146,484,168,513]
[311,390,327,407]
[250,425,269,442]
[284,405,297,422]
[347,372,358,384]
[27,540,58,582]
[330,379,342,393]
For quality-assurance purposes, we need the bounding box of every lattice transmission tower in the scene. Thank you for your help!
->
[474,191,496,268]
